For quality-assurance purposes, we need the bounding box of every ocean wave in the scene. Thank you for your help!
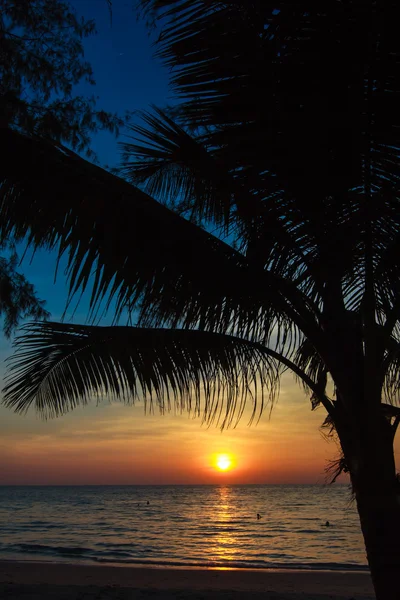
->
[0,543,368,572]
[91,557,369,572]
[1,543,94,557]
[8,522,68,531]
[95,542,140,548]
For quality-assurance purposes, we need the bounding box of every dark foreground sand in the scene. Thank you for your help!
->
[0,560,375,599]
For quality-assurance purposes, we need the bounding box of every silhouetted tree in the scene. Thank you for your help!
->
[0,0,124,152]
[0,0,125,335]
[1,2,400,597]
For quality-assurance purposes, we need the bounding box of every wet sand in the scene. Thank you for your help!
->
[0,560,375,599]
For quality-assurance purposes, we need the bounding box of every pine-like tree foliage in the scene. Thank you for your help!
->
[0,0,126,153]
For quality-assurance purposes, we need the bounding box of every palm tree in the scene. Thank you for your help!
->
[1,1,400,597]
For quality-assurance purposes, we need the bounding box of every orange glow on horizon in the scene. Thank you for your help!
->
[0,372,368,485]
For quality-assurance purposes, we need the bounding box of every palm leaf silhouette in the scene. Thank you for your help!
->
[4,321,293,424]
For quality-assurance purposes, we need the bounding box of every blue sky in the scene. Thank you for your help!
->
[72,0,170,169]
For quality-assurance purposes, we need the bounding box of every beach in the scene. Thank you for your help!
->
[0,561,375,599]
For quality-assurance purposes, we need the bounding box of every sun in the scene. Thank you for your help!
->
[214,454,233,472]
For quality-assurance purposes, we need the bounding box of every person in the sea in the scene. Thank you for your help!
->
[325,520,330,527]
[257,513,261,520]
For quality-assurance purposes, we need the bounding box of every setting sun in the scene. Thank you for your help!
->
[215,454,233,472]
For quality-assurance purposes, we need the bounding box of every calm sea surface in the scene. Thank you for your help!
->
[0,485,367,570]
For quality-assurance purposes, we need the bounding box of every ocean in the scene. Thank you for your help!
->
[0,484,367,570]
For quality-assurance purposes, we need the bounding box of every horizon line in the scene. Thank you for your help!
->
[0,482,348,487]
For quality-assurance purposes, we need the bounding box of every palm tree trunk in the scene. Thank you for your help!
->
[340,416,400,600]
[355,484,400,600]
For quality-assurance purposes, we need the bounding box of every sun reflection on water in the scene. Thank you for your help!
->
[206,486,241,564]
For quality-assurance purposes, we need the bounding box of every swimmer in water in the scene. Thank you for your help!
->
[257,513,261,520]
[325,521,330,527]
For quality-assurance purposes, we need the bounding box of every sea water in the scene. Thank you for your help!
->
[0,484,367,570]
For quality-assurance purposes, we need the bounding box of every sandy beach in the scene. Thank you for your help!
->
[0,560,375,599]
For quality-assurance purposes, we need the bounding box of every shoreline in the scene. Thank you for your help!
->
[0,556,370,572]
[0,559,375,599]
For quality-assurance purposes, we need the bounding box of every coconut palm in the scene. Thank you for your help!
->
[1,1,400,597]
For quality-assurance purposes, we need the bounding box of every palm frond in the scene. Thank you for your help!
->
[3,321,287,426]
[294,336,331,413]
[121,107,233,230]
[120,108,322,288]
[138,1,400,305]
[0,128,262,331]
[139,1,400,195]
[0,128,323,348]
[120,107,335,304]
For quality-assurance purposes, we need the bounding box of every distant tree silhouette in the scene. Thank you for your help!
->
[0,0,126,335]
[1,2,400,598]
[0,0,125,153]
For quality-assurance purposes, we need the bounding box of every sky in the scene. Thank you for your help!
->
[0,0,391,486]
